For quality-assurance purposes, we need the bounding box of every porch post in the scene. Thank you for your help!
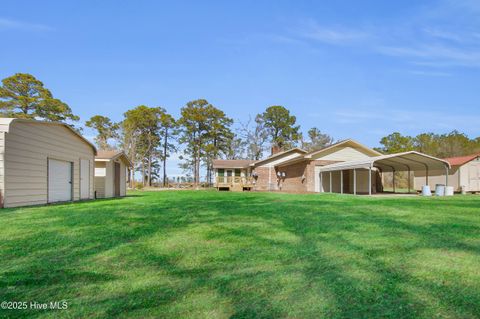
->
[329,172,332,193]
[368,165,372,195]
[353,169,357,195]
[340,170,343,194]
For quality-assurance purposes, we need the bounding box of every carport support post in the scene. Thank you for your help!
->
[393,169,396,193]
[408,167,411,194]
[445,165,449,187]
[353,169,357,195]
[340,170,343,194]
[329,172,332,193]
[368,165,372,195]
[426,167,429,187]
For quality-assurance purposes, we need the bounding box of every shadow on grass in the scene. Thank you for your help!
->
[1,191,479,318]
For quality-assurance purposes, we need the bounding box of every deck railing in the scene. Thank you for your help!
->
[216,176,254,187]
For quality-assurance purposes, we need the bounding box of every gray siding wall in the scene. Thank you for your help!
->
[0,132,5,206]
[414,168,458,191]
[3,122,95,208]
[94,161,106,198]
[94,159,127,198]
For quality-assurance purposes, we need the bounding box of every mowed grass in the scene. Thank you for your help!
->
[1,191,480,318]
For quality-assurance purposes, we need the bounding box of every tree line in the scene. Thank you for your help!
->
[376,132,480,158]
[1,73,479,186]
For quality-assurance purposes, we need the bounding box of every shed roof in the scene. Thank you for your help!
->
[0,117,97,155]
[212,159,256,169]
[318,151,450,172]
[96,150,133,167]
[444,153,480,166]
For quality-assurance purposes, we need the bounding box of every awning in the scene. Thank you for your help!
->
[318,151,450,172]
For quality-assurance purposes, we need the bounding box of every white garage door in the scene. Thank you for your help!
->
[80,159,90,199]
[48,159,72,203]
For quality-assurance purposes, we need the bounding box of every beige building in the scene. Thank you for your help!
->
[213,139,451,195]
[414,153,480,193]
[0,118,96,208]
[94,150,132,198]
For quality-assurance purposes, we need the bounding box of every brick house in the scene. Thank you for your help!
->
[213,139,451,195]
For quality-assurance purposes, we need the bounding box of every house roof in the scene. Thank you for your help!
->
[250,147,307,167]
[444,153,480,166]
[212,159,256,169]
[96,150,133,167]
[0,117,97,155]
[304,139,382,159]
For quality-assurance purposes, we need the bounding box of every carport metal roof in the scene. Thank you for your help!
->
[318,151,450,173]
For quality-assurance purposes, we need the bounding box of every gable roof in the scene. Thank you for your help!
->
[0,117,97,155]
[251,147,307,167]
[319,151,450,172]
[96,150,133,167]
[304,139,382,159]
[444,153,480,166]
[212,159,256,169]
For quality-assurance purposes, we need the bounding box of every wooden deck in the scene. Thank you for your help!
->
[215,176,254,191]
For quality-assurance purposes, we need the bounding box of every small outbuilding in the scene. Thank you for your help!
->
[0,118,96,208]
[94,150,132,198]
[414,153,480,193]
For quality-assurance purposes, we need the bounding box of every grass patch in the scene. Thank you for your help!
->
[1,191,480,318]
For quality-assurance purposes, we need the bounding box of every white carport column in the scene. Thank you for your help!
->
[445,165,449,186]
[426,167,429,187]
[353,169,357,195]
[340,170,343,194]
[368,165,372,195]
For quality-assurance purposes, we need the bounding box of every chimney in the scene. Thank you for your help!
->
[271,145,281,156]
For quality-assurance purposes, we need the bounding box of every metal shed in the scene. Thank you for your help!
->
[414,153,480,193]
[94,150,132,198]
[0,118,96,208]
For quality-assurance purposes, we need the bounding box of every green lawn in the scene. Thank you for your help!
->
[1,191,480,318]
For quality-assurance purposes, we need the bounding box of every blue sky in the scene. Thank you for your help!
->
[1,1,479,176]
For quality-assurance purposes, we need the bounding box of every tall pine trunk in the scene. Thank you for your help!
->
[141,160,146,186]
[147,155,152,186]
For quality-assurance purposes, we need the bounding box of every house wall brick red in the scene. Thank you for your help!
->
[253,166,278,191]
[277,161,308,192]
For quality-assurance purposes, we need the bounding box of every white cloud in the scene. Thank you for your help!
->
[422,28,465,43]
[281,1,480,70]
[331,108,480,134]
[296,20,370,45]
[0,18,53,32]
[377,44,480,68]
[407,70,452,77]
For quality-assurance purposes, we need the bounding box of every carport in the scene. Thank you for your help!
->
[318,151,451,195]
